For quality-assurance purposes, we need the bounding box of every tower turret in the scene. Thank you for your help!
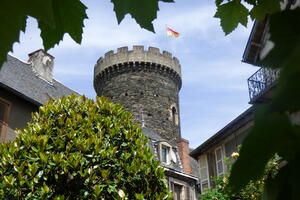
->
[93,46,182,144]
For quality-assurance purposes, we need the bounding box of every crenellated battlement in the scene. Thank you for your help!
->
[94,45,181,79]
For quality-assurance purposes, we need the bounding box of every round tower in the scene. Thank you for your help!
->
[93,46,182,144]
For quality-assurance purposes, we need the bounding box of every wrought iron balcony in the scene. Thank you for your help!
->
[248,67,279,103]
[0,120,17,143]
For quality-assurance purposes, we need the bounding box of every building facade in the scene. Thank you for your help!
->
[94,46,199,199]
[0,50,76,142]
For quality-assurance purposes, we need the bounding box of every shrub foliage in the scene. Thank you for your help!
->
[200,154,279,200]
[0,95,170,199]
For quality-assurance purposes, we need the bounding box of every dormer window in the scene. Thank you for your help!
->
[159,142,177,165]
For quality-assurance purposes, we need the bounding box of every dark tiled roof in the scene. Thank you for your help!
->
[0,55,77,105]
[189,148,199,177]
[142,127,182,171]
[142,127,167,142]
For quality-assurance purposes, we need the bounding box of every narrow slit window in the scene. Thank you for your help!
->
[170,105,179,125]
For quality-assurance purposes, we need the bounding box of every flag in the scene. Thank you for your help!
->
[166,27,180,37]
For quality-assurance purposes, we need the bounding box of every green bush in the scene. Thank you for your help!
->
[0,95,171,199]
[200,153,278,200]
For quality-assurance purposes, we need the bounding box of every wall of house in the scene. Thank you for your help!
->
[0,87,38,131]
[197,118,254,192]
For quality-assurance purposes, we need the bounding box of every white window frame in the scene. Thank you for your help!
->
[159,142,172,165]
[215,146,226,176]
[198,154,210,192]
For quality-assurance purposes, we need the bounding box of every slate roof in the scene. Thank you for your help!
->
[0,55,77,105]
[142,126,167,142]
[142,127,183,172]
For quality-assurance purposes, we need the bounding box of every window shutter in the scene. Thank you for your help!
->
[185,186,190,200]
[199,154,210,193]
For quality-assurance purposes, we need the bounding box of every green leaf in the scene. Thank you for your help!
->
[263,158,300,200]
[228,107,293,192]
[214,0,248,35]
[111,0,165,32]
[244,0,257,5]
[21,0,54,24]
[250,0,281,20]
[0,1,27,68]
[0,0,55,67]
[215,0,224,6]
[259,8,300,113]
[38,0,88,50]
[260,8,300,70]
[263,173,279,200]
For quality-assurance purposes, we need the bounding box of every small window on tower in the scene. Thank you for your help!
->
[169,104,179,125]
[172,107,176,121]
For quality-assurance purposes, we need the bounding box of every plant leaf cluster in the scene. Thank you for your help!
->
[215,1,300,200]
[200,156,279,200]
[0,95,171,199]
[0,0,174,68]
[214,0,282,35]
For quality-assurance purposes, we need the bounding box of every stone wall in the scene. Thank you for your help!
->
[94,46,182,144]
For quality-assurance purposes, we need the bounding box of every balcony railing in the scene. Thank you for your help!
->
[0,121,17,143]
[248,67,279,102]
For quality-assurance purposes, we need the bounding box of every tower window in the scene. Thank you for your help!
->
[172,107,176,122]
[169,104,179,125]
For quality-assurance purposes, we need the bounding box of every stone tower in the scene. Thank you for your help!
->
[93,46,182,144]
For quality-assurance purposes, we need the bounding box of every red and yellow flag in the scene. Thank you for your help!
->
[166,27,180,37]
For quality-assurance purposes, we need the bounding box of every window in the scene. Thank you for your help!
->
[199,154,210,192]
[215,146,225,176]
[170,182,183,200]
[173,184,183,200]
[170,181,193,200]
[159,142,176,165]
[161,145,170,163]
[169,104,179,125]
[185,186,191,200]
[0,98,11,142]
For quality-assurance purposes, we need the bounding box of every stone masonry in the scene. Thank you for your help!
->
[93,46,182,144]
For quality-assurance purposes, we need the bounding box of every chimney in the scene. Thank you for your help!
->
[28,49,54,83]
[177,138,191,174]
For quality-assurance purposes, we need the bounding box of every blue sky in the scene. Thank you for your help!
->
[11,0,258,148]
